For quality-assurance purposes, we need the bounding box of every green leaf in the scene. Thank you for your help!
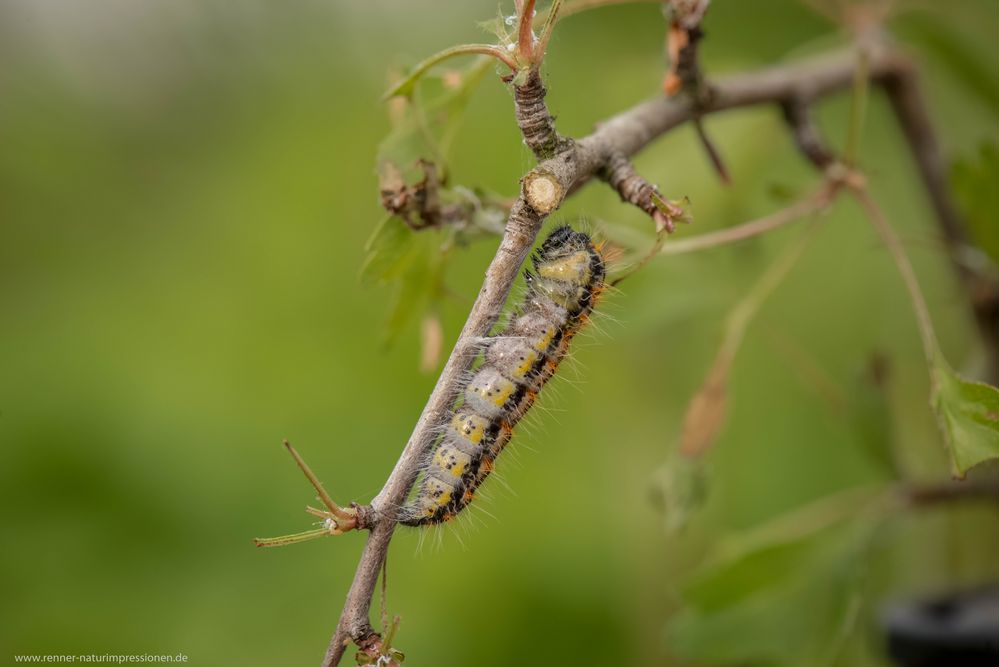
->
[933,360,999,477]
[681,538,817,613]
[379,233,448,350]
[378,57,492,229]
[365,56,499,352]
[666,487,888,666]
[358,215,453,351]
[951,141,999,263]
[384,46,511,100]
[666,532,868,667]
[381,265,429,350]
[359,216,420,287]
[379,57,490,179]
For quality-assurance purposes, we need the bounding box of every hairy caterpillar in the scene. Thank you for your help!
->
[399,225,606,526]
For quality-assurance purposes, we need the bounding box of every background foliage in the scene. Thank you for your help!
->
[1,1,998,665]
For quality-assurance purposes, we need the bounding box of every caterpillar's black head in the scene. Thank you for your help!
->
[537,225,592,261]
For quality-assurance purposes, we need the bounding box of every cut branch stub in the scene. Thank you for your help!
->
[522,169,565,214]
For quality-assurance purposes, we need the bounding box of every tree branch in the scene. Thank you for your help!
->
[321,43,916,666]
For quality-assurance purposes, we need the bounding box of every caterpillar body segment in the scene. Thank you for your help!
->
[400,225,606,526]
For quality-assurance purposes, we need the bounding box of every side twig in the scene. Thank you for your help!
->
[600,152,681,231]
[659,182,839,256]
[663,0,731,183]
[781,97,835,170]
[905,479,999,506]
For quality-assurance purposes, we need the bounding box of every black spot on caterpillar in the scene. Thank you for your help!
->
[399,225,606,526]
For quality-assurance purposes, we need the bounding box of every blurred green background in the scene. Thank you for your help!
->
[2,1,998,665]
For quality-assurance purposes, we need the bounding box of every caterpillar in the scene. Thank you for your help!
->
[399,225,606,526]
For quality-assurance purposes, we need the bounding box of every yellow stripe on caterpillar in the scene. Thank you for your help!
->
[431,444,470,478]
[532,325,556,352]
[450,411,489,445]
[536,249,592,285]
[423,477,454,509]
[466,367,516,414]
[486,337,540,382]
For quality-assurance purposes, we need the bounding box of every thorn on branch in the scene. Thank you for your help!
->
[693,118,731,185]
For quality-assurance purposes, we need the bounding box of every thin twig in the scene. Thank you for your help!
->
[693,118,732,184]
[600,152,677,229]
[662,2,731,183]
[850,185,941,367]
[611,229,669,287]
[904,479,999,506]
[845,48,870,166]
[283,440,352,521]
[659,183,838,256]
[781,98,835,169]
